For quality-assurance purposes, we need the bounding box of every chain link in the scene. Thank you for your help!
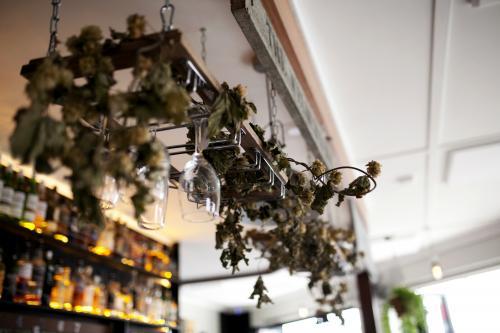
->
[47,0,62,56]
[200,27,207,63]
[160,0,175,32]
[266,75,279,140]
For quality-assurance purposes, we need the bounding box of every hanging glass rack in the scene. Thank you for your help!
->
[20,29,287,202]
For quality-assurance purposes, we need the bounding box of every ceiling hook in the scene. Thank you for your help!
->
[160,0,175,32]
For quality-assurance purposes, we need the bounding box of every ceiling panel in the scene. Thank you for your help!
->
[292,0,432,160]
[440,2,500,144]
[361,152,426,239]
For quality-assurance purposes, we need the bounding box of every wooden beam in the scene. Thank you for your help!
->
[231,0,335,166]
[357,271,377,333]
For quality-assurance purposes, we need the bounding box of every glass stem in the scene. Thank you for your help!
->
[193,117,208,155]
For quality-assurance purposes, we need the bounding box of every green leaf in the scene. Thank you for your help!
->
[10,108,43,163]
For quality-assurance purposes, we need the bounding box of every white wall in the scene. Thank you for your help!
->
[377,221,500,288]
[180,295,221,333]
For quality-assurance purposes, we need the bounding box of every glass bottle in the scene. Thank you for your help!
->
[28,246,46,305]
[0,165,14,215]
[14,243,33,303]
[81,266,95,312]
[92,275,106,315]
[42,250,55,307]
[62,266,74,310]
[49,266,65,309]
[0,248,5,300]
[68,206,81,245]
[34,181,48,230]
[72,263,85,310]
[43,188,55,234]
[11,171,27,219]
[93,218,115,256]
[23,178,39,222]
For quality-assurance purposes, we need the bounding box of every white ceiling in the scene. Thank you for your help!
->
[292,0,500,262]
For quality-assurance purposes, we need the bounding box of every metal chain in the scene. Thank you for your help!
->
[200,27,207,63]
[266,75,279,140]
[47,0,62,55]
[160,0,175,32]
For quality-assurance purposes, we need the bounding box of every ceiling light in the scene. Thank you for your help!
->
[431,261,443,280]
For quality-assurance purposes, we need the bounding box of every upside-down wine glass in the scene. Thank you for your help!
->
[178,116,221,222]
[137,144,171,230]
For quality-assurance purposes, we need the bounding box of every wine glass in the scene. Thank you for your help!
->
[97,175,120,210]
[178,116,220,222]
[137,147,170,230]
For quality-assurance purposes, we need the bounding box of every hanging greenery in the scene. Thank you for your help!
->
[382,287,427,333]
[10,20,190,225]
[10,14,381,319]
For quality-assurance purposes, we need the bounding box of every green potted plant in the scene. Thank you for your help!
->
[382,287,427,333]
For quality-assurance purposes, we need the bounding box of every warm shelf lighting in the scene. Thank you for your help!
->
[18,221,36,231]
[121,258,135,266]
[53,233,69,243]
[90,245,112,256]
[162,271,172,279]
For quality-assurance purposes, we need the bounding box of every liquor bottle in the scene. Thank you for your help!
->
[41,250,55,306]
[72,262,85,309]
[49,266,65,309]
[0,165,14,215]
[107,280,123,317]
[0,248,5,300]
[68,206,81,245]
[11,171,27,219]
[55,197,71,239]
[62,266,74,310]
[44,187,60,235]
[92,275,106,315]
[151,287,164,323]
[34,181,48,230]
[14,243,33,303]
[93,219,115,256]
[28,247,46,305]
[122,285,133,317]
[23,177,39,222]
[81,266,95,312]
[143,278,154,321]
[114,222,129,258]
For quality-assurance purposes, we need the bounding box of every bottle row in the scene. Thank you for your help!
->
[0,243,177,325]
[0,164,176,278]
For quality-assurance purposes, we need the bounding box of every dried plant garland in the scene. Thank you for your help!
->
[10,15,381,320]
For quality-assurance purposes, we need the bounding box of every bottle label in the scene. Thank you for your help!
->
[24,211,36,222]
[26,193,39,212]
[10,191,26,219]
[18,263,33,280]
[0,187,14,207]
[36,201,48,221]
[83,286,95,307]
